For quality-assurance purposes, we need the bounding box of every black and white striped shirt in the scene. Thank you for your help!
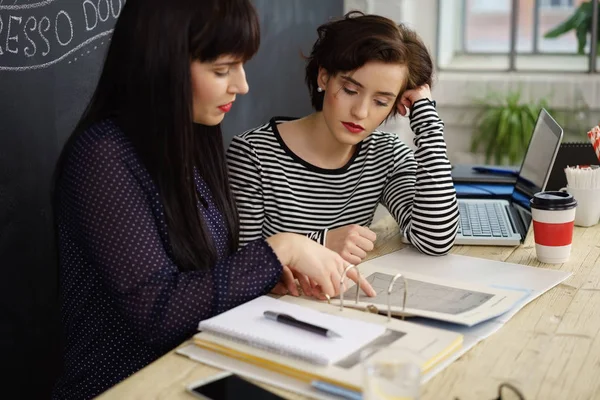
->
[227,99,459,256]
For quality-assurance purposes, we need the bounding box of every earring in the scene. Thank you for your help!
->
[317,87,323,93]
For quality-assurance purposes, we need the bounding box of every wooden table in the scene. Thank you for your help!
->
[98,216,600,400]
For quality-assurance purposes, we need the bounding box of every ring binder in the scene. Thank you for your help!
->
[339,264,360,311]
[387,273,408,321]
[338,267,409,321]
[366,304,379,314]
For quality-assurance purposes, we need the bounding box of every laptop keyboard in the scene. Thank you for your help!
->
[458,202,510,237]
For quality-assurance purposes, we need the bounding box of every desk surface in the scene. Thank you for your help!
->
[97,216,600,400]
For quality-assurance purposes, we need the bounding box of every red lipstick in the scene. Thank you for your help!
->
[218,102,233,112]
[342,121,365,134]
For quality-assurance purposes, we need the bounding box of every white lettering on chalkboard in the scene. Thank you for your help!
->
[24,16,37,57]
[110,0,122,19]
[6,16,22,54]
[83,0,98,32]
[0,0,123,71]
[98,0,110,23]
[55,11,73,47]
[0,15,4,55]
[38,16,51,57]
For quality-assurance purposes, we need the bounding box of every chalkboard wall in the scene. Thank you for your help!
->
[222,0,343,144]
[0,0,342,397]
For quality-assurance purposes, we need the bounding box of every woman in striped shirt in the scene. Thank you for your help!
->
[227,12,459,294]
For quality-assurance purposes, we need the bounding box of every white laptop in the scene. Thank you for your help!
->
[455,109,563,246]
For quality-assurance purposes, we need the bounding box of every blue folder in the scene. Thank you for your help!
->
[454,183,514,198]
[311,380,362,400]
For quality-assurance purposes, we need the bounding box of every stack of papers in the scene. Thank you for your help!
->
[191,294,463,394]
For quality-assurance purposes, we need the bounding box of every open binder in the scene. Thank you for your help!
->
[192,295,463,392]
[324,264,525,327]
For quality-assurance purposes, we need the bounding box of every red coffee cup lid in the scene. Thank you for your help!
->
[530,191,577,211]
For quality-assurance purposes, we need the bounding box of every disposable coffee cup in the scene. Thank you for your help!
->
[530,191,577,264]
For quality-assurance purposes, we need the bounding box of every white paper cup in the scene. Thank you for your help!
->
[530,191,577,264]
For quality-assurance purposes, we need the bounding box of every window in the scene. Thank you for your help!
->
[540,0,575,8]
[470,0,511,12]
[437,0,599,72]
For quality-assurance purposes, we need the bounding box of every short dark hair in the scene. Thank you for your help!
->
[305,11,433,117]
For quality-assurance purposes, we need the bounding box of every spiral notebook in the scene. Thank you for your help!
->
[198,296,386,365]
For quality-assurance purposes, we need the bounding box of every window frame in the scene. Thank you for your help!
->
[438,0,599,72]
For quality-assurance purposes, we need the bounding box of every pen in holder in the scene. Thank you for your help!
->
[587,124,600,162]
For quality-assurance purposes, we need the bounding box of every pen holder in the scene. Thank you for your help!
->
[562,165,600,227]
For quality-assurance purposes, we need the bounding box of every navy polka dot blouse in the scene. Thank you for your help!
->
[52,120,283,399]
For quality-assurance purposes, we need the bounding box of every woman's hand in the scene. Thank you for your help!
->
[326,224,377,265]
[270,266,327,298]
[266,233,376,298]
[270,265,299,296]
[397,84,432,117]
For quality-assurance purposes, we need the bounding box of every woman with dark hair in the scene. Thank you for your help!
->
[52,1,372,398]
[228,12,460,286]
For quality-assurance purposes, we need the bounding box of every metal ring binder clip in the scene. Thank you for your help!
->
[365,304,379,314]
[339,264,360,311]
[387,273,408,322]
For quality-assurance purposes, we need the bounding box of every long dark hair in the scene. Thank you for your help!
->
[305,11,433,117]
[54,0,260,271]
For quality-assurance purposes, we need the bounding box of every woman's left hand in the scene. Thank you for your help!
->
[397,84,432,116]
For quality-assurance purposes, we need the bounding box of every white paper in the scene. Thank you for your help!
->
[198,296,386,365]
[369,248,569,290]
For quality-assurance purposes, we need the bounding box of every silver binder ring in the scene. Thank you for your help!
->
[387,273,408,322]
[339,264,360,311]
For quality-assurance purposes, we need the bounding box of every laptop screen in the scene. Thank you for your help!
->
[510,109,563,223]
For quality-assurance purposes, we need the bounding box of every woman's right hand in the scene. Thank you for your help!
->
[326,224,377,265]
[266,233,376,298]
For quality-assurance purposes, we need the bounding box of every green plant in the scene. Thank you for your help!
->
[544,1,600,54]
[470,90,550,165]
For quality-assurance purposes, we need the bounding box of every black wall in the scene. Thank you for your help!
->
[0,0,342,397]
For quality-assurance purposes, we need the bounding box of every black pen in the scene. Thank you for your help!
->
[263,311,341,338]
